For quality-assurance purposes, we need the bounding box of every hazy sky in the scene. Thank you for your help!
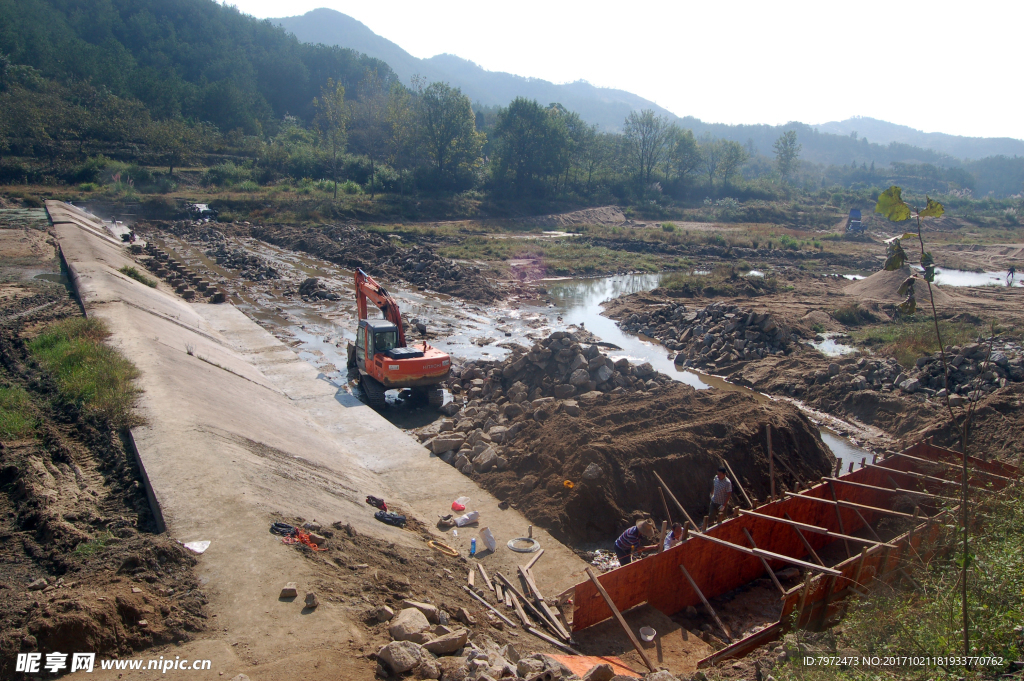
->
[229,0,1022,140]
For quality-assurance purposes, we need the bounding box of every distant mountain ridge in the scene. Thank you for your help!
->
[272,8,678,131]
[274,8,1023,166]
[814,117,1024,160]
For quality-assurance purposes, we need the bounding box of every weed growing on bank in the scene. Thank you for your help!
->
[28,318,141,427]
[0,384,37,439]
[771,486,1024,681]
[852,319,993,368]
[118,265,157,288]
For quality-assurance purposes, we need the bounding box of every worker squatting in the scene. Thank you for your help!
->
[613,467,732,565]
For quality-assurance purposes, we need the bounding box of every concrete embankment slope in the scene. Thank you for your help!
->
[48,202,587,679]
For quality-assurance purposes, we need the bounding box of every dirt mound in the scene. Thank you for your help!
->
[502,205,626,228]
[844,265,955,306]
[913,384,1024,461]
[418,332,833,546]
[252,223,500,302]
[482,385,832,545]
[0,283,206,677]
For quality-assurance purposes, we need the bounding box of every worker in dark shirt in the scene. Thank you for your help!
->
[614,519,656,565]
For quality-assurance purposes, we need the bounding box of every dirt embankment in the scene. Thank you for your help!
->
[416,332,834,546]
[0,283,206,678]
[249,223,501,302]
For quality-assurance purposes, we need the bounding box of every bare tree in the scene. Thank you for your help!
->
[623,109,671,190]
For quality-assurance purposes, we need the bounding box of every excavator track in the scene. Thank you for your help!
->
[360,375,387,410]
[427,389,445,408]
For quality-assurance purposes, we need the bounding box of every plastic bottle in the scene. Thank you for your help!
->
[470,538,477,556]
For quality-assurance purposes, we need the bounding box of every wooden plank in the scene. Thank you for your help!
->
[824,477,956,501]
[463,586,517,628]
[495,582,503,602]
[477,564,494,592]
[467,569,475,587]
[827,481,852,559]
[697,621,784,669]
[891,452,1013,482]
[509,590,529,626]
[497,572,564,641]
[527,627,581,656]
[869,463,988,490]
[691,530,842,576]
[796,572,813,628]
[767,425,776,499]
[658,486,673,525]
[740,509,897,548]
[721,458,754,509]
[652,471,698,529]
[742,527,785,595]
[524,548,545,572]
[586,566,657,672]
[783,492,925,520]
[678,564,731,643]
[520,566,571,641]
[782,512,825,566]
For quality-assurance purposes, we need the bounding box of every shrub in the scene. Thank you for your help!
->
[661,222,676,232]
[78,182,97,192]
[28,318,141,427]
[118,266,157,288]
[831,302,874,326]
[340,179,362,195]
[237,180,259,192]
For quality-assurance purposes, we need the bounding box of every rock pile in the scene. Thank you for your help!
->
[895,342,1023,404]
[374,609,682,680]
[297,277,341,301]
[617,301,795,370]
[252,224,500,302]
[421,332,672,473]
[205,244,280,281]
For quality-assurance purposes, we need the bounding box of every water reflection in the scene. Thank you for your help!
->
[931,267,1023,288]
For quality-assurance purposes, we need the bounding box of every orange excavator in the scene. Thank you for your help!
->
[346,269,450,409]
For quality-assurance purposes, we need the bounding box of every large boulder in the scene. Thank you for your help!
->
[592,364,613,384]
[377,641,423,674]
[569,368,591,386]
[389,608,431,642]
[429,435,465,454]
[422,628,469,655]
[473,448,498,472]
[402,600,439,624]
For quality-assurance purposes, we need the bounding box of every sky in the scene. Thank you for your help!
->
[228,0,1022,140]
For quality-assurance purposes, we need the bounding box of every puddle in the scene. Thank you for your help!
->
[33,272,70,286]
[839,274,866,280]
[820,430,871,473]
[928,266,1023,288]
[809,332,858,357]
[746,270,765,277]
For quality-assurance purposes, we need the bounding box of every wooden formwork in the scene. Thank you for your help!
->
[569,442,1017,667]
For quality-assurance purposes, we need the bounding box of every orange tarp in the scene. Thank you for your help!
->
[548,655,641,678]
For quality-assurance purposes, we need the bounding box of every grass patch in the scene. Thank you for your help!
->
[0,384,37,440]
[118,265,157,288]
[852,318,986,368]
[28,318,141,427]
[72,531,114,558]
[438,236,662,275]
[772,486,1024,681]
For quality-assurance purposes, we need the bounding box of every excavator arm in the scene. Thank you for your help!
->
[354,268,406,347]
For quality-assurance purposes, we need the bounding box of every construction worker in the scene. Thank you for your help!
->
[663,522,685,551]
[709,466,732,525]
[1008,265,1016,285]
[614,519,656,565]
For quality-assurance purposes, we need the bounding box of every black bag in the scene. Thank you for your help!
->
[374,510,406,528]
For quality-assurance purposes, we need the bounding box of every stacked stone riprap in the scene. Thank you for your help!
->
[618,301,795,370]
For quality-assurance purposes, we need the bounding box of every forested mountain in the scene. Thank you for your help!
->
[273,8,678,132]
[815,117,1024,161]
[0,0,397,134]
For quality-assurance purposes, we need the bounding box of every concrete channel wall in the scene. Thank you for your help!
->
[47,202,587,676]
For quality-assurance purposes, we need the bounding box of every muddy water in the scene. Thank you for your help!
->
[153,230,873,462]
[931,266,1023,288]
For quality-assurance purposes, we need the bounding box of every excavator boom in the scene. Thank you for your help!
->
[355,268,406,347]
